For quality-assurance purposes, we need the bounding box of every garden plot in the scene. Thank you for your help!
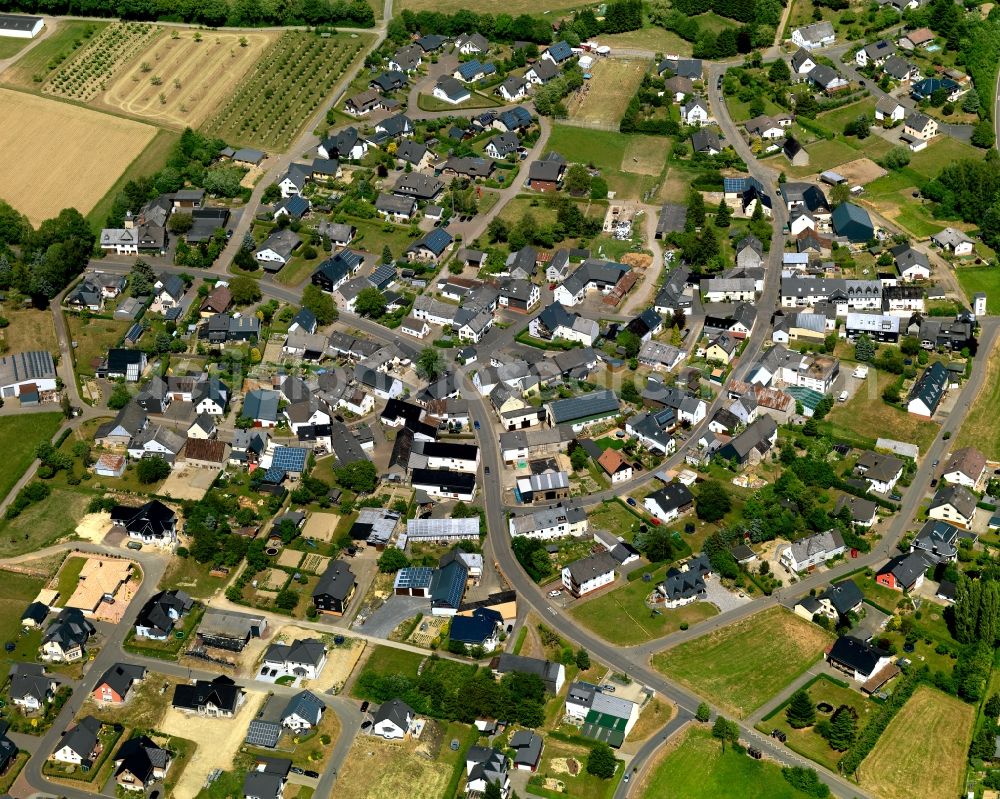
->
[100,29,277,128]
[203,31,367,150]
[0,88,156,225]
[259,568,289,591]
[301,553,331,574]
[44,21,160,102]
[277,549,304,568]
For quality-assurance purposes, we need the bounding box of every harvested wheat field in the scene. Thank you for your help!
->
[0,88,156,224]
[335,733,453,799]
[857,685,973,799]
[159,690,265,799]
[100,29,277,128]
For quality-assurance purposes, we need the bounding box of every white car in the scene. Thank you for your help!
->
[547,589,562,598]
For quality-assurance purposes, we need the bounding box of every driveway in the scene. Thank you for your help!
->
[704,578,751,613]
[352,595,425,638]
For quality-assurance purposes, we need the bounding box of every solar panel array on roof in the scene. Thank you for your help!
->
[263,466,286,483]
[271,446,308,473]
[430,561,467,609]
[245,719,282,748]
[723,175,765,195]
[394,566,434,590]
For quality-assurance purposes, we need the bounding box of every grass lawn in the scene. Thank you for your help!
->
[544,125,662,199]
[350,645,424,697]
[822,369,938,452]
[571,570,718,646]
[276,249,323,287]
[599,27,693,55]
[909,136,985,182]
[652,607,834,719]
[956,266,1000,314]
[626,697,672,743]
[956,332,1000,457]
[86,128,180,230]
[788,138,860,177]
[66,314,130,376]
[416,91,502,112]
[0,485,91,557]
[755,675,875,772]
[0,305,58,354]
[693,11,738,32]
[0,569,45,683]
[815,97,877,136]
[639,727,816,799]
[349,217,422,260]
[529,737,622,799]
[0,412,63,501]
[849,572,908,613]
[54,556,86,605]
[0,37,30,59]
[566,58,650,127]
[725,94,784,124]
[587,499,644,541]
[857,685,974,799]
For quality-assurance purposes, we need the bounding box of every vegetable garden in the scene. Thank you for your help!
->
[202,31,365,150]
[43,22,160,102]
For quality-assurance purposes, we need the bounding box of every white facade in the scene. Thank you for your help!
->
[561,564,614,596]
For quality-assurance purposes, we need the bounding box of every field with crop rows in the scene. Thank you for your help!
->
[202,32,365,151]
[100,29,278,128]
[43,21,159,102]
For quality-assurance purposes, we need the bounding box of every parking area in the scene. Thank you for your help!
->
[352,594,425,638]
[704,578,752,613]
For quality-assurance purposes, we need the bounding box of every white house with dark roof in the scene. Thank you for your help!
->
[780,529,846,572]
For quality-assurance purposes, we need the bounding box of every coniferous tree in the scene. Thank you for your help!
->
[786,689,816,729]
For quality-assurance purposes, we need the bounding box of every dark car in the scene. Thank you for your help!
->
[360,700,370,713]
[859,79,866,86]
[627,497,637,506]
[930,478,938,487]
[474,420,481,430]
[484,466,491,475]
[305,770,320,778]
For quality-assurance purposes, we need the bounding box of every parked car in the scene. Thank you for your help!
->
[305,770,320,778]
[547,589,562,598]
[627,497,637,506]
[360,701,370,713]
[484,466,490,475]
[474,420,481,430]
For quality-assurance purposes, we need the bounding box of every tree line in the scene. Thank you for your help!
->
[390,8,553,45]
[0,0,375,28]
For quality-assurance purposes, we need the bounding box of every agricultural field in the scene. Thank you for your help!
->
[599,27,693,55]
[652,607,834,718]
[99,29,278,128]
[565,58,650,128]
[857,686,974,799]
[43,21,160,102]
[0,413,64,502]
[203,31,368,151]
[639,727,816,799]
[0,88,156,225]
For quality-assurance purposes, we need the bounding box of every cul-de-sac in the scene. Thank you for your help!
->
[0,0,998,797]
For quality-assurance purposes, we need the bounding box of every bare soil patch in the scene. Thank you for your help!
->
[826,157,887,186]
[99,29,277,128]
[158,690,265,799]
[301,512,340,542]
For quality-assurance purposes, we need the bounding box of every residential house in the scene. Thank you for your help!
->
[113,735,171,792]
[281,691,324,732]
[93,663,146,706]
[372,698,415,739]
[907,361,947,417]
[492,653,565,693]
[406,228,453,263]
[255,229,301,269]
[312,561,356,615]
[9,662,56,713]
[903,111,938,141]
[780,529,846,572]
[465,746,510,798]
[856,39,896,67]
[680,96,709,126]
[716,415,777,467]
[874,96,905,122]
[854,451,904,494]
[791,47,817,75]
[50,716,102,766]
[41,608,95,661]
[928,484,978,528]
[449,607,503,652]
[564,683,639,747]
[262,639,327,680]
[171,675,245,717]
[134,589,192,639]
[658,554,713,608]
[827,636,892,682]
[911,519,964,563]
[942,446,987,490]
[510,731,543,772]
[562,551,617,598]
[876,552,929,591]
[791,21,835,49]
[317,127,368,161]
[433,76,471,105]
[932,227,975,256]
